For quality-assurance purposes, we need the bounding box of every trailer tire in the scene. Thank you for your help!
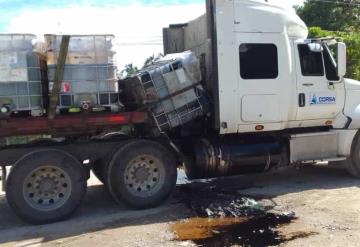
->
[92,141,135,185]
[6,150,87,224]
[107,140,177,209]
[347,133,360,178]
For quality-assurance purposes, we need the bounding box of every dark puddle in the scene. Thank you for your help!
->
[173,178,317,246]
[172,214,316,247]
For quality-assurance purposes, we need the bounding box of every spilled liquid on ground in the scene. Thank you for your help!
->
[173,177,318,246]
[172,217,246,241]
[172,214,316,246]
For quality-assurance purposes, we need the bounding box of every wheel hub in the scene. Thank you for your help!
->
[23,166,72,211]
[39,178,56,194]
[133,166,150,183]
[125,155,162,196]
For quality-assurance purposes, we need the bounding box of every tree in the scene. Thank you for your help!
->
[118,63,138,79]
[295,1,360,80]
[296,0,360,31]
[118,54,164,79]
[143,55,155,68]
[142,53,163,68]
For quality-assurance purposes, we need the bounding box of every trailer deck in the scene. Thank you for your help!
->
[0,112,148,138]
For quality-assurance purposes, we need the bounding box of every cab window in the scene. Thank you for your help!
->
[298,44,324,76]
[239,43,278,79]
[323,44,340,81]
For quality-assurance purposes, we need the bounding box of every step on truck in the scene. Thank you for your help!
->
[2,0,360,224]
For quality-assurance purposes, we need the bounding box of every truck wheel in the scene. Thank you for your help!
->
[347,133,360,178]
[92,141,134,185]
[6,150,87,224]
[107,140,177,209]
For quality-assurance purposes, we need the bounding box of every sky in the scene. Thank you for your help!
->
[0,0,304,69]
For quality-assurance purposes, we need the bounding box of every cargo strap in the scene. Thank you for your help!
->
[48,35,70,120]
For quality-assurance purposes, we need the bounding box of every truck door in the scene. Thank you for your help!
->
[295,42,345,122]
[237,34,284,124]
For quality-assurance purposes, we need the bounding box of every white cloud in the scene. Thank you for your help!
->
[6,3,205,69]
[5,1,305,70]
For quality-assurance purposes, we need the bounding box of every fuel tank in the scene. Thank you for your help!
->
[184,137,286,180]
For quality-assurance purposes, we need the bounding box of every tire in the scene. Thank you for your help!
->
[92,140,135,185]
[347,132,360,178]
[107,140,177,209]
[6,150,87,224]
[184,155,200,180]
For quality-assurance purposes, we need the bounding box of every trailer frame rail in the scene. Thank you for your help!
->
[0,112,148,138]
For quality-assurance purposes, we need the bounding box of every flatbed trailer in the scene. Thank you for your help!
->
[0,111,169,224]
[0,112,179,225]
[0,33,180,225]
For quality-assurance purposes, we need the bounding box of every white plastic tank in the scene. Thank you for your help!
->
[122,51,208,131]
[44,34,120,113]
[0,34,46,117]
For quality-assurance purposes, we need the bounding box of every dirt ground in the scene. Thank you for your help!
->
[0,163,360,247]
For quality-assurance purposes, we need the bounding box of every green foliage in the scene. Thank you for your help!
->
[142,53,164,68]
[296,0,360,31]
[309,27,360,80]
[143,55,156,68]
[119,54,164,79]
[118,63,139,79]
[123,64,139,75]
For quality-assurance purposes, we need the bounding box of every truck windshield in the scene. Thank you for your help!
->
[322,44,340,81]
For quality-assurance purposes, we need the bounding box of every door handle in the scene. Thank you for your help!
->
[299,93,306,107]
[302,83,314,87]
[328,81,335,89]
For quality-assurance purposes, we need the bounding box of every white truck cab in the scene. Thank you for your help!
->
[214,0,353,134]
[164,0,360,166]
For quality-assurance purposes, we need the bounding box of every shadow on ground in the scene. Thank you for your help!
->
[0,164,359,245]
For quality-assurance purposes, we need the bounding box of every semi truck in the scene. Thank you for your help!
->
[1,0,360,224]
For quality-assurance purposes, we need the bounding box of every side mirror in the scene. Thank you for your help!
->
[308,43,323,52]
[337,42,347,77]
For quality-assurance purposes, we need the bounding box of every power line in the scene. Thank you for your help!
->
[114,43,162,46]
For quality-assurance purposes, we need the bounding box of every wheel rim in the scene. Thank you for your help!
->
[22,166,72,211]
[124,155,164,198]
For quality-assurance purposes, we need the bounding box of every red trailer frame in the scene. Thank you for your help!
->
[0,112,148,138]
